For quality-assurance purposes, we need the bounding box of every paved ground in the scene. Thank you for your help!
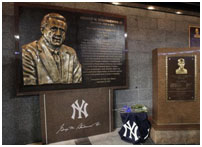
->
[26,127,200,145]
[48,128,154,145]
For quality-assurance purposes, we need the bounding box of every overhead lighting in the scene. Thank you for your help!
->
[176,11,182,15]
[147,6,155,10]
[112,2,120,5]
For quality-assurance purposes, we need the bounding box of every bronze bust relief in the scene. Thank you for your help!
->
[176,58,188,74]
[194,28,200,39]
[22,13,82,85]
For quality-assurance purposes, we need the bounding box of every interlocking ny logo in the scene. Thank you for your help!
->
[123,120,140,141]
[71,99,88,120]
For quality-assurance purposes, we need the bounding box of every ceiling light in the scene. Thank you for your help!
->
[147,6,155,10]
[176,11,182,15]
[112,2,120,5]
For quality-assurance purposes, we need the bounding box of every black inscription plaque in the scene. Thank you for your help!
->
[167,56,196,101]
[78,15,126,87]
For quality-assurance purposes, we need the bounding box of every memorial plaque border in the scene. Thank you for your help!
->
[165,55,197,102]
[14,2,128,96]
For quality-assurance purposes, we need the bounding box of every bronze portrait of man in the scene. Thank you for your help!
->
[194,28,200,39]
[176,58,188,74]
[22,13,82,85]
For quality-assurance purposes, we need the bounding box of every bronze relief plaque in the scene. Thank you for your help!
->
[15,3,127,95]
[166,56,196,101]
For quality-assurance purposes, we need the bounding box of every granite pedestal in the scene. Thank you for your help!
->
[151,48,200,144]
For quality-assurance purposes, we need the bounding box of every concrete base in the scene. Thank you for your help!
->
[150,127,200,144]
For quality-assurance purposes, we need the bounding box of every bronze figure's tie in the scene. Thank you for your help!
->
[52,50,61,71]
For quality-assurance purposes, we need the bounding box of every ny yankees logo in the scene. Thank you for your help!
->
[71,99,88,120]
[144,128,150,140]
[123,120,140,141]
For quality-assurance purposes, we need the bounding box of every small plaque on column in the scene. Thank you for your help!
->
[166,56,197,101]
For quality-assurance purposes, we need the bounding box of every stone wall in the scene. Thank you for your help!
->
[2,2,200,144]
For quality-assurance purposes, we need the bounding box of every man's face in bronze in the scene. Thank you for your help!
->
[42,18,67,47]
[178,61,185,69]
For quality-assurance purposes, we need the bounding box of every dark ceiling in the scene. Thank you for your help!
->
[103,2,200,17]
[139,2,200,12]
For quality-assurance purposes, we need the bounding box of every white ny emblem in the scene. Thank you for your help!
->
[71,99,88,120]
[123,120,140,141]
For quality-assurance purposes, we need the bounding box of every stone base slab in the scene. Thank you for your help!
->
[150,127,200,144]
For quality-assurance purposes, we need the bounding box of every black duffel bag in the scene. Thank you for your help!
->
[118,112,151,144]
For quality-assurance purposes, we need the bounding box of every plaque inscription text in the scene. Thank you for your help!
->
[167,56,196,101]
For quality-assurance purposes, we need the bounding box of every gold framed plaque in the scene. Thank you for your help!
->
[189,26,200,48]
[166,55,197,101]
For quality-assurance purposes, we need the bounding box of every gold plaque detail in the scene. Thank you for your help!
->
[194,28,200,39]
[166,56,196,101]
[176,58,188,75]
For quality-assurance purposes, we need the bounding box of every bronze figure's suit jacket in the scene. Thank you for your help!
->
[22,38,82,85]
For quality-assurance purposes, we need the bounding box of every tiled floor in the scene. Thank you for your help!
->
[48,128,154,145]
